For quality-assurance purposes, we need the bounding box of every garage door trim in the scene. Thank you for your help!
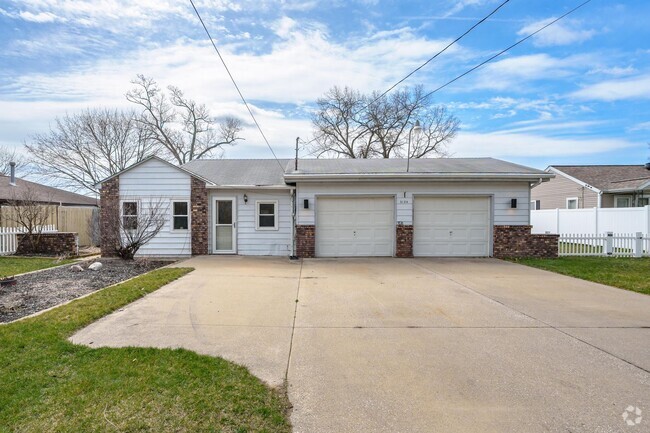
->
[314,194,396,257]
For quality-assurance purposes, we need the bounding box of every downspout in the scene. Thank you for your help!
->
[597,191,602,208]
[290,188,298,260]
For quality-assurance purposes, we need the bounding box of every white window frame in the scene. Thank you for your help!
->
[120,200,139,231]
[170,199,190,232]
[530,200,540,210]
[256,200,279,231]
[566,197,578,209]
[636,196,649,207]
[614,195,632,208]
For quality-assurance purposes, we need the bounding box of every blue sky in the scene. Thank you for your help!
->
[1,0,649,169]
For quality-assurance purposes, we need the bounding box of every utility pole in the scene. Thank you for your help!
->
[295,137,299,171]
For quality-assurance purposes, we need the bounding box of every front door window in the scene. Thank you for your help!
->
[215,199,234,252]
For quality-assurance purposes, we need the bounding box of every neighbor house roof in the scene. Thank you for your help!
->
[0,175,98,206]
[183,159,292,188]
[549,165,650,193]
[285,158,552,182]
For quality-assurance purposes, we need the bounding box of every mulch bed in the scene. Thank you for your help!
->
[0,258,172,323]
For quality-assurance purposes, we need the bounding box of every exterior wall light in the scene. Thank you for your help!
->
[243,194,248,204]
[511,198,517,209]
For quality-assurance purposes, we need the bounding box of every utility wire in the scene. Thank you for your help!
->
[188,0,285,170]
[422,0,593,99]
[362,0,511,111]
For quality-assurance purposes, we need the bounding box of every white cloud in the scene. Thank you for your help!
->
[571,74,650,101]
[518,18,596,47]
[628,121,650,132]
[0,25,456,155]
[451,131,635,158]
[18,11,64,23]
[587,65,637,77]
[471,54,589,91]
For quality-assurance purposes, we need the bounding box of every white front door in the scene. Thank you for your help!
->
[413,196,490,257]
[213,198,236,254]
[316,196,394,257]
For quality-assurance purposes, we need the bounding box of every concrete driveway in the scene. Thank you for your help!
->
[71,256,650,433]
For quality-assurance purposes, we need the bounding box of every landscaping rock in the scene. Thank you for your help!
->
[70,265,84,273]
[1,259,169,323]
[88,262,103,271]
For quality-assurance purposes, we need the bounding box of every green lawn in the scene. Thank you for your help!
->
[0,256,75,278]
[0,267,291,432]
[513,257,650,296]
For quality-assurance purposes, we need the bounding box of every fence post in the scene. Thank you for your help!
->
[594,207,599,234]
[634,232,643,258]
[556,208,560,233]
[606,232,614,256]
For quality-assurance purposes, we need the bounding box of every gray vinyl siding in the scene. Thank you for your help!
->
[119,158,192,257]
[208,189,293,256]
[297,181,531,226]
[531,173,598,209]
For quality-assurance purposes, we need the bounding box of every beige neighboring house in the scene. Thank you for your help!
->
[531,164,650,210]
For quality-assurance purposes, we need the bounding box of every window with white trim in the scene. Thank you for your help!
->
[530,200,541,210]
[172,201,189,230]
[615,196,632,208]
[566,197,578,209]
[638,197,649,207]
[256,200,278,230]
[122,201,138,230]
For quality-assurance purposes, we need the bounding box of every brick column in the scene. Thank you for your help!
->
[296,225,315,258]
[191,177,208,255]
[99,176,120,257]
[493,225,558,259]
[396,224,414,258]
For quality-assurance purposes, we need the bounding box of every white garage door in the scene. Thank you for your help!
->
[316,197,394,257]
[413,197,490,257]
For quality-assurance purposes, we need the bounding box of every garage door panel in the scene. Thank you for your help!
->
[316,197,394,257]
[414,197,490,257]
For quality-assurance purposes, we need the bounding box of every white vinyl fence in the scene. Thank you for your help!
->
[560,232,650,257]
[0,225,57,255]
[531,206,650,236]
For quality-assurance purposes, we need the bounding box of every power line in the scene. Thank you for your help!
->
[363,0,511,110]
[188,0,284,170]
[422,0,593,99]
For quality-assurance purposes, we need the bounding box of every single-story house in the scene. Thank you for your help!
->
[99,156,558,259]
[531,164,650,210]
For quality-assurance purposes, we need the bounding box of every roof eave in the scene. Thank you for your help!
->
[284,172,554,182]
[206,184,294,190]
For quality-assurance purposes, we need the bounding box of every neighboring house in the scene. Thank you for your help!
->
[99,156,557,259]
[531,165,650,210]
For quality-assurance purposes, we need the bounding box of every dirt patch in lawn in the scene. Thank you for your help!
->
[0,259,172,323]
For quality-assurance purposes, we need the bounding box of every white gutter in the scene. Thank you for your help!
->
[284,172,554,182]
[206,184,294,190]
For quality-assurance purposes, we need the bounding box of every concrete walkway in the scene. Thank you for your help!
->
[71,256,650,433]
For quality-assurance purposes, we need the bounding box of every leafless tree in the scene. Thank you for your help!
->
[26,108,156,194]
[310,85,459,159]
[0,145,26,176]
[104,198,167,260]
[6,186,55,253]
[126,75,243,165]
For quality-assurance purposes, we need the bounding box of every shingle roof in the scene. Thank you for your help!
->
[551,165,650,192]
[286,158,548,175]
[0,175,98,206]
[182,159,292,187]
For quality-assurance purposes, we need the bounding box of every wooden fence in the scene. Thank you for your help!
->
[0,205,97,247]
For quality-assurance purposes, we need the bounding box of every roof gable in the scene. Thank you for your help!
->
[549,165,650,192]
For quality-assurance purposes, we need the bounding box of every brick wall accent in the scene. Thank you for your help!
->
[16,232,78,256]
[191,177,208,255]
[493,225,558,259]
[396,224,414,258]
[99,176,120,257]
[296,225,315,258]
